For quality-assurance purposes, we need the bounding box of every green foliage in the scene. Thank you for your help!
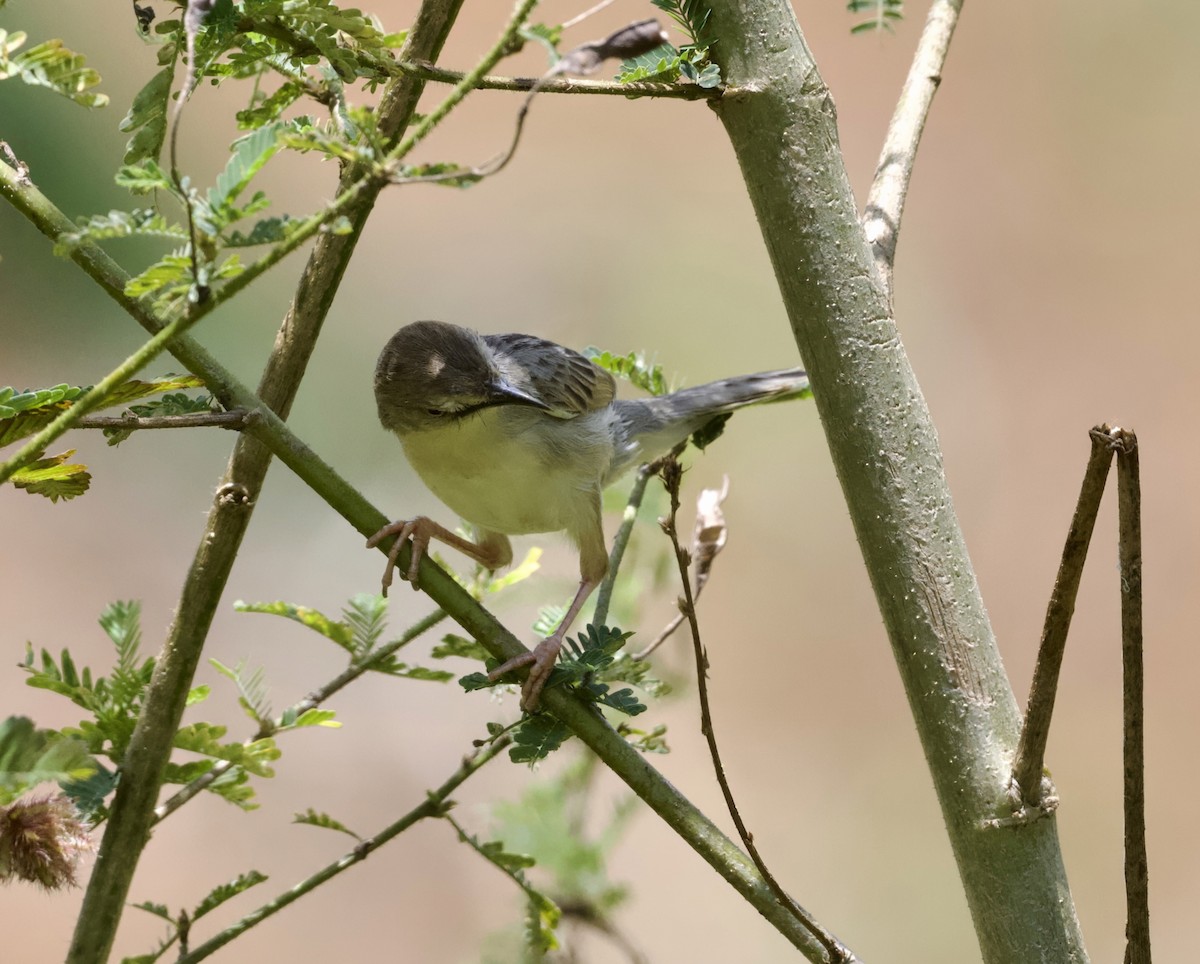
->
[202,124,287,234]
[616,42,720,89]
[173,722,281,779]
[0,29,108,107]
[532,602,569,638]
[103,392,217,446]
[617,721,670,753]
[120,55,177,165]
[518,22,563,66]
[0,375,209,497]
[294,807,361,840]
[8,449,91,502]
[208,658,272,725]
[461,625,662,763]
[615,2,720,89]
[431,634,491,663]
[446,815,561,953]
[0,716,97,807]
[491,758,635,920]
[479,547,542,596]
[129,870,268,963]
[62,763,120,822]
[22,601,156,765]
[652,0,717,46]
[234,598,353,649]
[234,594,453,681]
[0,384,87,442]
[0,376,204,446]
[19,601,257,812]
[508,715,573,765]
[584,348,669,396]
[192,869,269,919]
[848,0,904,34]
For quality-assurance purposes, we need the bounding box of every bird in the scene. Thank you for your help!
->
[368,320,810,711]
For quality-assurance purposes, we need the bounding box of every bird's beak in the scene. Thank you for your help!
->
[487,378,550,411]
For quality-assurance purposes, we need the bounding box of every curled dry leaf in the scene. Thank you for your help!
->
[551,19,669,77]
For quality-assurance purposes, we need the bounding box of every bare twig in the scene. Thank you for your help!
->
[657,456,857,964]
[1011,426,1117,807]
[1116,430,1150,964]
[393,21,670,188]
[562,0,618,30]
[74,411,249,431]
[862,0,964,297]
[399,59,718,100]
[174,736,509,963]
[635,476,729,659]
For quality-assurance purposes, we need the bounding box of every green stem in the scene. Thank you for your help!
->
[593,463,654,627]
[705,0,1087,958]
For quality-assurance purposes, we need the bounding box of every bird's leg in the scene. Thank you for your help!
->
[366,519,511,596]
[488,500,609,711]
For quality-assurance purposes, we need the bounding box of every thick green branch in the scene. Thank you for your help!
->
[705,1,1087,960]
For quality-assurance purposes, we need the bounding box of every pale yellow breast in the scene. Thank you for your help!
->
[398,408,611,536]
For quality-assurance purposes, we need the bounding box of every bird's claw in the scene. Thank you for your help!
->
[487,636,564,712]
[366,518,431,596]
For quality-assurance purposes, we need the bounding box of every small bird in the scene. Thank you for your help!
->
[368,321,810,710]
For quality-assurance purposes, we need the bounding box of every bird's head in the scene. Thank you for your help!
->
[374,321,548,435]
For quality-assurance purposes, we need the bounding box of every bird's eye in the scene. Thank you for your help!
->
[426,408,446,417]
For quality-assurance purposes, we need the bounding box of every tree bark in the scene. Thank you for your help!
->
[705,2,1089,960]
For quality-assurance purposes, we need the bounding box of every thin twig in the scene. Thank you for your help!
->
[174,736,510,963]
[394,21,672,188]
[443,811,554,913]
[562,0,617,30]
[399,59,718,100]
[657,456,857,964]
[1010,426,1117,807]
[635,476,729,660]
[74,411,249,431]
[1116,430,1150,964]
[153,607,449,823]
[862,0,964,297]
[593,462,658,628]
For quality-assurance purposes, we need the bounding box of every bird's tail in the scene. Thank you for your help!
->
[651,367,810,418]
[607,367,810,480]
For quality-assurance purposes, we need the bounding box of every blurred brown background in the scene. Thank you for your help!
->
[2,0,1197,961]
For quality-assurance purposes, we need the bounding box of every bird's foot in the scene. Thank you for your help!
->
[487,635,564,712]
[366,516,437,596]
